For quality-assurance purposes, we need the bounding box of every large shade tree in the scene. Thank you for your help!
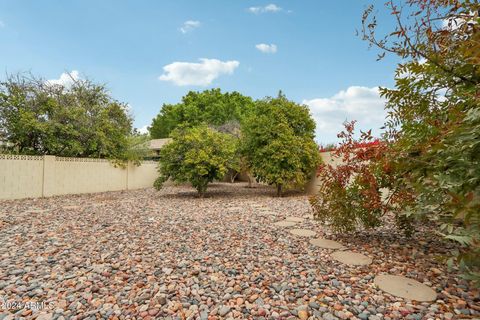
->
[0,73,133,160]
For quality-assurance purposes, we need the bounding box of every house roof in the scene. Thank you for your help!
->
[149,138,172,150]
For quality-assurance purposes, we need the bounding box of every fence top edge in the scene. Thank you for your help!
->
[0,154,157,165]
[0,154,44,161]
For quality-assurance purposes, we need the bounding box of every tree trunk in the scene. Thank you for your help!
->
[229,170,239,183]
[276,184,282,197]
[197,183,207,197]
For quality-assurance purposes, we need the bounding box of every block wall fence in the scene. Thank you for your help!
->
[304,151,342,195]
[0,155,158,200]
[0,152,340,200]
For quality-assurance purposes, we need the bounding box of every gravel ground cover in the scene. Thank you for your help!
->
[0,182,478,320]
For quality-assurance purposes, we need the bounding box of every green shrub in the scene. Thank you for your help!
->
[154,125,236,196]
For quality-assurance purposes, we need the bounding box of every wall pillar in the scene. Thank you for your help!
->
[42,155,56,197]
[126,161,130,190]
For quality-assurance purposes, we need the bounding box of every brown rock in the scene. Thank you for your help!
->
[298,310,309,320]
[334,304,343,311]
[148,308,159,316]
[431,268,442,275]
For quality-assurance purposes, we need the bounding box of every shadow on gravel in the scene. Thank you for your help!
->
[161,182,307,199]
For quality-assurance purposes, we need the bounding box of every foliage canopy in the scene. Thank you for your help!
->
[149,89,254,139]
[0,73,135,161]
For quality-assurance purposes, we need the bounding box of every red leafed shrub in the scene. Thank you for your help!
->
[310,121,415,234]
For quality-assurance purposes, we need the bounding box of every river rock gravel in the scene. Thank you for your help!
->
[0,183,478,319]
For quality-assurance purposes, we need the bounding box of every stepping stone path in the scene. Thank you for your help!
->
[331,250,372,266]
[272,210,437,304]
[374,274,437,301]
[285,216,304,222]
[309,238,344,249]
[273,220,297,227]
[289,228,316,237]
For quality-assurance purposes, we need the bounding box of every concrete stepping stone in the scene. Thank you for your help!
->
[226,206,242,212]
[26,209,50,214]
[331,250,372,265]
[273,220,297,227]
[285,217,304,222]
[289,228,316,237]
[374,274,437,301]
[63,205,81,210]
[261,210,278,215]
[309,238,344,249]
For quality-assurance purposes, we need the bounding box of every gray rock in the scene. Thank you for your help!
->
[219,306,231,317]
[358,313,369,320]
[162,267,173,275]
[272,284,282,293]
[200,311,209,320]
[8,269,24,276]
[322,313,339,320]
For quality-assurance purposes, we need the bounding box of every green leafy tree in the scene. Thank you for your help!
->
[242,92,320,196]
[362,0,480,284]
[0,73,133,160]
[149,89,254,138]
[154,125,236,196]
[149,104,180,139]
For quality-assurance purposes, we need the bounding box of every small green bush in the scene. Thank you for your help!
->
[154,125,236,196]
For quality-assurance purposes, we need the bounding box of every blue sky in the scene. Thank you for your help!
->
[0,0,399,144]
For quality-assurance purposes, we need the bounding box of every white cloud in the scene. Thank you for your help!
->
[255,43,277,53]
[248,4,282,14]
[46,70,80,88]
[179,20,201,34]
[137,125,149,135]
[303,86,387,143]
[442,12,477,31]
[0,20,5,28]
[158,58,240,86]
